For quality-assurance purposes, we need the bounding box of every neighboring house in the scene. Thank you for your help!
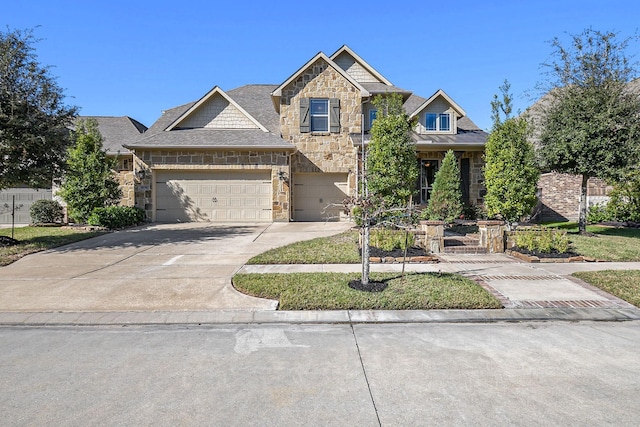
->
[124,45,488,223]
[525,78,640,222]
[79,116,148,206]
[0,116,147,225]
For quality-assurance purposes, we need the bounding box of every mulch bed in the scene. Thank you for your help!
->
[348,279,388,292]
[0,236,20,247]
[510,246,580,259]
[367,246,429,258]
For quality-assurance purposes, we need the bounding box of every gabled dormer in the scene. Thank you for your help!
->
[167,86,268,131]
[329,45,393,85]
[409,89,465,136]
[330,45,412,131]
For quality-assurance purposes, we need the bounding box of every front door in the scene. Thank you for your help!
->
[419,159,438,204]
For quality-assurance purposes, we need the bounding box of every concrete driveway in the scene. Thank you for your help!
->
[0,222,352,312]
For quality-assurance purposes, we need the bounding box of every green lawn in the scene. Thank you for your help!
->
[544,222,640,261]
[247,230,361,264]
[233,272,502,310]
[0,226,105,266]
[574,270,640,307]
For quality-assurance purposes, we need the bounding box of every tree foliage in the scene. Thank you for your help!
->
[424,150,463,222]
[484,80,539,223]
[366,93,418,208]
[537,28,640,232]
[0,28,77,190]
[59,118,121,223]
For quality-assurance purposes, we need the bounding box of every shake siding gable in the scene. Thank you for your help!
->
[179,96,258,129]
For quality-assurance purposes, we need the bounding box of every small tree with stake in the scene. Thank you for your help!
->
[348,93,418,291]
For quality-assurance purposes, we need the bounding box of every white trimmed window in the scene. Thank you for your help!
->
[425,113,451,132]
[300,98,340,133]
[310,99,329,132]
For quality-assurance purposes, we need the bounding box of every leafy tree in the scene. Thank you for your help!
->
[59,118,121,223]
[424,150,463,222]
[0,28,77,190]
[367,93,418,208]
[484,80,539,223]
[537,29,640,233]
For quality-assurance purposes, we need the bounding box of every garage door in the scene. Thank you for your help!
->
[155,170,272,222]
[293,173,349,221]
[0,187,52,225]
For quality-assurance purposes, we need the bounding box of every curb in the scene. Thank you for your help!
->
[1,308,639,326]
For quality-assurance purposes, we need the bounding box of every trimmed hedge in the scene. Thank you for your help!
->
[30,199,64,224]
[87,206,145,229]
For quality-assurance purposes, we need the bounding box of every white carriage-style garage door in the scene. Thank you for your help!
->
[293,173,349,221]
[155,170,272,222]
[0,187,52,224]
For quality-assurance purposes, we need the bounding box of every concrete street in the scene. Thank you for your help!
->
[1,321,639,426]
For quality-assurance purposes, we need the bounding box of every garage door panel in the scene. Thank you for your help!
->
[155,171,272,223]
[293,173,349,222]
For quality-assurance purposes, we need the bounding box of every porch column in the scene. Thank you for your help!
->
[419,220,445,253]
[478,220,506,253]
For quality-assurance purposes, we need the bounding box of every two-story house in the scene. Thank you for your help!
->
[123,45,488,223]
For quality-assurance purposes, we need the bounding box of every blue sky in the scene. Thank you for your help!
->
[5,1,640,131]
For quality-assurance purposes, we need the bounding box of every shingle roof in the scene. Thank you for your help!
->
[361,82,412,97]
[127,84,291,150]
[227,84,280,133]
[125,128,294,150]
[79,116,148,155]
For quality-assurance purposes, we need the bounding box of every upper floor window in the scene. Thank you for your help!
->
[369,109,377,129]
[310,99,329,132]
[300,98,340,133]
[425,113,451,132]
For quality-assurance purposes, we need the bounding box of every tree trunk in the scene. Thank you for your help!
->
[578,174,589,234]
[361,217,370,286]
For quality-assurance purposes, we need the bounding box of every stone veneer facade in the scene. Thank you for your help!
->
[279,58,360,193]
[133,149,290,221]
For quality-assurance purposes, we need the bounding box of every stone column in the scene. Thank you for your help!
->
[419,221,445,253]
[478,220,506,253]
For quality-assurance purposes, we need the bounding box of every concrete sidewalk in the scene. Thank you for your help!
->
[2,253,640,326]
[240,254,640,311]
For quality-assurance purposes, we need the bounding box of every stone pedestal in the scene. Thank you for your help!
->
[419,221,445,253]
[478,220,506,253]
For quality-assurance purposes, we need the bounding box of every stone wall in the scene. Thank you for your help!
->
[279,58,359,192]
[116,171,135,207]
[133,149,290,221]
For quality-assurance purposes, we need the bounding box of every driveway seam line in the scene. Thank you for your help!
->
[251,223,273,242]
[349,319,382,427]
[69,245,156,280]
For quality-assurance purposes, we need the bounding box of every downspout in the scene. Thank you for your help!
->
[288,150,295,221]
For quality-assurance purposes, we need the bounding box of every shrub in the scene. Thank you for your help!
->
[87,206,145,229]
[370,228,415,251]
[29,199,64,224]
[513,227,569,254]
[587,203,611,224]
[423,150,463,222]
